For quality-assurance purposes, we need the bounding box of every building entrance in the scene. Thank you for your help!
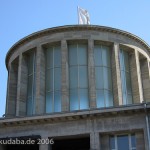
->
[52,137,90,150]
[6,144,39,150]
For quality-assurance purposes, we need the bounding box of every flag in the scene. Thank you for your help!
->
[78,6,90,25]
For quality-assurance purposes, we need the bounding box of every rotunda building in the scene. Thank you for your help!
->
[0,25,150,150]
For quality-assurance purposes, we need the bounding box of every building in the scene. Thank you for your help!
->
[0,25,150,150]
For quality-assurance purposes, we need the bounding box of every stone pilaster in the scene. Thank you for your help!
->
[90,132,100,150]
[35,46,46,114]
[6,58,18,117]
[140,58,150,102]
[135,50,144,103]
[148,60,150,79]
[39,143,50,150]
[39,135,52,150]
[112,43,123,106]
[100,134,109,150]
[130,50,141,103]
[61,40,69,112]
[16,54,28,116]
[136,131,145,150]
[88,39,96,108]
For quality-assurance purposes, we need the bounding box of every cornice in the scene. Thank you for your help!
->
[0,104,148,128]
[5,25,150,69]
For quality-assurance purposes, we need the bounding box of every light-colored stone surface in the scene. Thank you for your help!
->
[35,46,46,114]
[61,40,69,112]
[140,59,150,102]
[135,50,144,103]
[130,50,141,103]
[3,25,150,149]
[16,54,28,116]
[113,43,123,105]
[88,39,96,108]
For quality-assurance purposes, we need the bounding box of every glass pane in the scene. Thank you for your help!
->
[117,135,129,150]
[96,90,104,108]
[121,70,127,105]
[46,50,50,68]
[47,48,53,69]
[103,67,112,90]
[70,90,78,110]
[49,69,54,91]
[126,72,132,94]
[69,66,78,88]
[120,49,133,105]
[122,94,127,105]
[120,49,124,71]
[79,66,88,88]
[54,68,61,90]
[54,91,61,112]
[110,136,115,149]
[69,45,77,65]
[78,44,87,65]
[46,92,53,113]
[28,52,34,75]
[105,90,113,107]
[46,69,50,91]
[127,94,132,104]
[79,89,89,109]
[27,97,33,115]
[94,45,102,66]
[95,67,103,89]
[131,134,136,148]
[54,46,61,67]
[124,51,130,72]
[27,75,33,97]
[102,46,110,67]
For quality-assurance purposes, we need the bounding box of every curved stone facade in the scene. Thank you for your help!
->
[6,25,150,117]
[1,25,150,150]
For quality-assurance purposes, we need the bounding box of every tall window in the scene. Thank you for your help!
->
[120,49,132,105]
[110,134,136,150]
[94,45,113,108]
[27,51,36,115]
[46,46,61,113]
[69,44,89,111]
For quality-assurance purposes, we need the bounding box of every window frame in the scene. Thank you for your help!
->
[68,43,89,111]
[45,45,62,113]
[94,44,114,108]
[110,133,136,150]
[27,51,36,116]
[120,49,133,105]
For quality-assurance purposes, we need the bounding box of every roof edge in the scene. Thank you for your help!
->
[5,25,150,69]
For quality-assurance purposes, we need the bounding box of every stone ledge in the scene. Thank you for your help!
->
[0,103,148,127]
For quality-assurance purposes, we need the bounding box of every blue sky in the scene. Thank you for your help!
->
[0,0,150,117]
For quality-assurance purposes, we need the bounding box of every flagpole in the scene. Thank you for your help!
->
[77,6,79,24]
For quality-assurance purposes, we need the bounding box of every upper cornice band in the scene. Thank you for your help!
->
[5,25,150,68]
